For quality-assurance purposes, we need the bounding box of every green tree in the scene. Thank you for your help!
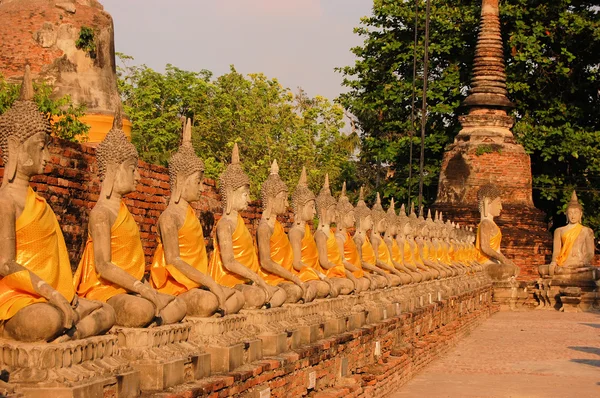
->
[0,74,89,141]
[338,0,600,233]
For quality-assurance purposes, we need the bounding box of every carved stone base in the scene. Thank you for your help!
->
[109,322,208,391]
[0,335,138,398]
[546,274,599,312]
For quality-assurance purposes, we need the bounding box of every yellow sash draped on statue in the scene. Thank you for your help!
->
[412,241,425,266]
[74,202,145,302]
[319,229,347,278]
[376,237,393,267]
[258,221,292,286]
[556,224,583,266]
[343,232,364,278]
[362,236,377,265]
[476,223,502,264]
[294,224,322,282]
[0,188,75,320]
[209,214,260,288]
[403,241,415,266]
[150,206,208,295]
[391,240,403,264]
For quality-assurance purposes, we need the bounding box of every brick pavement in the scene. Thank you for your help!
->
[392,310,600,398]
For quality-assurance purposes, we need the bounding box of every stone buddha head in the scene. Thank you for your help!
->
[220,143,250,215]
[565,191,583,225]
[477,184,502,219]
[292,166,316,224]
[0,66,52,187]
[407,204,419,239]
[384,198,398,237]
[315,174,337,228]
[371,193,387,235]
[261,160,288,220]
[354,186,373,232]
[414,209,428,243]
[97,105,140,199]
[396,204,409,238]
[336,182,355,229]
[168,118,205,204]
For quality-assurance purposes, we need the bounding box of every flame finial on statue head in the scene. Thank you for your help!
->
[292,166,316,214]
[168,118,205,195]
[566,190,583,211]
[261,159,288,211]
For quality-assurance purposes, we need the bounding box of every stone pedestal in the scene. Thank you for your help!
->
[547,275,600,312]
[0,335,138,398]
[109,323,209,391]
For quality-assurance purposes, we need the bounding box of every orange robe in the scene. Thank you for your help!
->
[403,241,415,266]
[556,224,584,266]
[258,221,299,285]
[209,214,260,288]
[342,232,364,278]
[376,236,393,267]
[0,188,75,320]
[361,236,377,265]
[318,229,347,278]
[476,223,502,264]
[391,239,403,264]
[150,206,208,295]
[74,202,145,302]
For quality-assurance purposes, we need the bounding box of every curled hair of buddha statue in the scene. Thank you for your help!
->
[371,192,386,226]
[477,184,502,213]
[566,190,583,212]
[336,181,354,215]
[354,186,371,222]
[219,143,250,214]
[96,101,139,198]
[261,159,288,219]
[0,65,52,186]
[396,203,409,233]
[168,118,205,203]
[292,166,315,215]
[385,197,397,226]
[315,174,337,218]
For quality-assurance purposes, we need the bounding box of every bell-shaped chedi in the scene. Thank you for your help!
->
[0,0,130,144]
[434,0,550,280]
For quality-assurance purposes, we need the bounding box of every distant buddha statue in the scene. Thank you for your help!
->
[150,119,244,316]
[0,66,115,342]
[256,160,318,303]
[369,193,404,286]
[407,206,435,280]
[383,200,416,284]
[395,205,425,282]
[539,191,598,280]
[413,209,442,279]
[475,184,520,281]
[352,187,391,289]
[209,144,287,309]
[75,105,187,328]
[288,167,332,299]
[334,182,371,292]
[313,175,355,295]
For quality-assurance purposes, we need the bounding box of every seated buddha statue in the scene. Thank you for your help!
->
[424,211,455,277]
[369,193,404,286]
[395,206,425,282]
[256,161,318,303]
[209,144,287,309]
[352,188,391,289]
[443,219,468,273]
[313,175,354,295]
[475,184,520,281]
[150,119,244,316]
[406,206,435,280]
[0,66,115,342]
[334,182,371,292]
[412,209,442,278]
[288,167,333,299]
[383,200,416,284]
[539,191,598,281]
[75,106,186,328]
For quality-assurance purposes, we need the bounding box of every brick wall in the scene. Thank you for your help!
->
[0,137,293,271]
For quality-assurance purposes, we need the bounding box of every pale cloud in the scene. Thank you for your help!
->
[215,0,323,18]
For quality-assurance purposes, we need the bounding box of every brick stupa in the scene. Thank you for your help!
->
[433,0,550,279]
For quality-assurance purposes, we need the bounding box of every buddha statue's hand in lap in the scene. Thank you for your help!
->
[150,119,244,316]
[475,184,519,281]
[209,144,287,309]
[539,191,597,280]
[74,107,186,328]
[0,66,115,342]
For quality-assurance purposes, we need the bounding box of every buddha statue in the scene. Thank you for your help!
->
[413,209,442,279]
[443,219,468,273]
[0,66,115,342]
[475,184,520,281]
[383,200,416,284]
[395,205,425,282]
[150,119,244,316]
[352,187,391,289]
[209,144,287,309]
[313,175,355,295]
[539,191,598,281]
[75,106,186,328]
[369,193,404,286]
[407,206,435,280]
[288,167,333,299]
[334,182,371,292]
[256,160,318,303]
[421,210,454,277]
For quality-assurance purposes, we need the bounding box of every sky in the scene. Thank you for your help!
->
[101,0,374,100]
